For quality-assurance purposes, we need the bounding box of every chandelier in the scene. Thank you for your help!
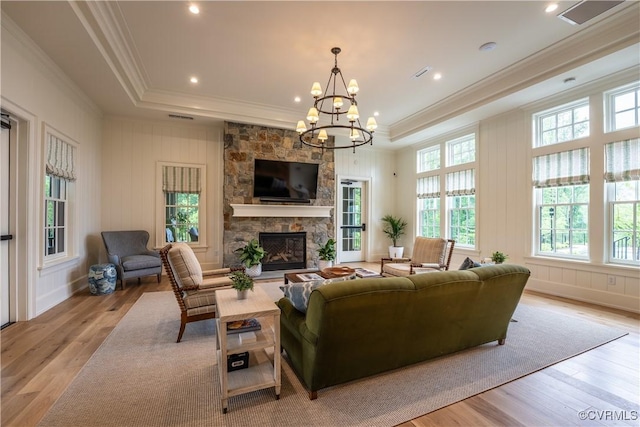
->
[296,47,377,152]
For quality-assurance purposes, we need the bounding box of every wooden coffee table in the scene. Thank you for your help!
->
[284,266,356,284]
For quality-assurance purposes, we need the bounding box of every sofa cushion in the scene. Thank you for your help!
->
[459,257,481,270]
[280,275,356,313]
[167,243,202,289]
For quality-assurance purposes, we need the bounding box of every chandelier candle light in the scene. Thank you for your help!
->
[296,47,377,152]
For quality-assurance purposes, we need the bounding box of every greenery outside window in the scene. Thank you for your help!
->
[162,165,203,244]
[605,139,640,265]
[44,174,67,257]
[605,81,640,132]
[415,132,476,248]
[533,148,590,259]
[533,99,589,148]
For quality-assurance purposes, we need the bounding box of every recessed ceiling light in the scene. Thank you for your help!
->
[189,5,200,14]
[433,73,442,80]
[294,96,301,103]
[479,42,497,52]
[190,77,198,84]
[373,111,380,117]
[545,3,558,13]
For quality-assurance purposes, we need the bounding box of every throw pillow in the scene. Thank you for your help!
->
[459,257,481,270]
[280,275,356,313]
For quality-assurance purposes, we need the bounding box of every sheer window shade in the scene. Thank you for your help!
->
[162,166,201,193]
[445,169,475,196]
[417,176,440,199]
[46,134,76,181]
[532,148,589,188]
[605,138,640,182]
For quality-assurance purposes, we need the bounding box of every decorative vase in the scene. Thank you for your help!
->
[236,290,248,300]
[318,260,333,270]
[245,263,262,277]
[388,246,404,259]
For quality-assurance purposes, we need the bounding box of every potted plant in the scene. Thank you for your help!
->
[230,270,254,300]
[381,214,408,258]
[317,238,336,270]
[234,239,266,277]
[491,251,508,264]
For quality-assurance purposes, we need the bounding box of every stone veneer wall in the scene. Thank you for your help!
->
[223,122,335,269]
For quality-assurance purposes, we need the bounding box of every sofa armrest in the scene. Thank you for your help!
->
[278,298,318,346]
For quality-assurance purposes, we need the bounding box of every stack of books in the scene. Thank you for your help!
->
[226,318,261,334]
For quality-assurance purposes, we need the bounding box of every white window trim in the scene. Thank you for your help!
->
[155,161,207,249]
[40,123,79,271]
[532,97,590,148]
[604,80,640,133]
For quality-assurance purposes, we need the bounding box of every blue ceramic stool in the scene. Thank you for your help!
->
[88,263,117,295]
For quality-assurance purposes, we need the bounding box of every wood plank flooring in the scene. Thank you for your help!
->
[2,264,638,427]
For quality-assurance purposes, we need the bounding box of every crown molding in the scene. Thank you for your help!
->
[1,11,102,116]
[68,0,147,104]
[390,2,640,143]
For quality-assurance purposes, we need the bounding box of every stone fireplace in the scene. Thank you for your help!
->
[259,232,306,271]
[222,122,335,271]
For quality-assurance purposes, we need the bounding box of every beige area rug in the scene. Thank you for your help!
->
[39,283,627,427]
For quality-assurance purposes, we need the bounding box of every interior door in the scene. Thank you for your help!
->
[1,116,12,328]
[338,180,365,262]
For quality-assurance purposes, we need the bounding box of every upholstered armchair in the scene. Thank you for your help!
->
[101,230,162,289]
[159,243,243,342]
[380,237,455,276]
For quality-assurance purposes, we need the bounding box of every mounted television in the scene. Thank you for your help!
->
[253,159,319,202]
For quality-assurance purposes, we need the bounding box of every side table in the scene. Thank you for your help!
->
[88,263,117,295]
[215,286,281,413]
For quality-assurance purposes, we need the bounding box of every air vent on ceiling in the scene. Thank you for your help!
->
[168,114,194,120]
[558,0,625,25]
[412,65,432,79]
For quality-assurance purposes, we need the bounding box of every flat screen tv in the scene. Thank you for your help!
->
[253,159,319,202]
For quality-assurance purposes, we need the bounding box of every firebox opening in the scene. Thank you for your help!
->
[259,232,307,271]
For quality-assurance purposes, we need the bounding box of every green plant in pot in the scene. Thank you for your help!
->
[317,238,336,270]
[230,270,254,300]
[234,239,266,277]
[491,251,508,264]
[381,214,408,258]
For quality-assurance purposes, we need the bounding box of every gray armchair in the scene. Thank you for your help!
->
[101,230,162,290]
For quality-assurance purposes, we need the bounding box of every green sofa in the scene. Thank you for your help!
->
[277,264,530,399]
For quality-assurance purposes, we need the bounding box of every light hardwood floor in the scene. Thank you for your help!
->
[2,263,639,427]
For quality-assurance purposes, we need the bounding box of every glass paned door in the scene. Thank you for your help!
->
[338,181,365,262]
[1,121,11,327]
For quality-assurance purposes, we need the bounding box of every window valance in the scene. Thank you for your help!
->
[532,147,589,188]
[605,138,639,182]
[162,166,201,193]
[417,176,440,199]
[445,169,475,196]
[46,134,76,181]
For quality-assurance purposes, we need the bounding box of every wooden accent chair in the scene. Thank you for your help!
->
[380,237,455,276]
[159,243,243,342]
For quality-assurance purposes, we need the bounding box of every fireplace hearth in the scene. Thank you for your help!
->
[259,232,306,271]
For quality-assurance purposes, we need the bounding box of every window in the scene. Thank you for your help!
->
[533,148,589,258]
[162,165,202,244]
[417,145,440,173]
[446,169,476,247]
[417,176,440,237]
[44,175,67,257]
[605,139,640,265]
[43,131,76,260]
[534,99,589,147]
[605,82,640,132]
[416,133,476,247]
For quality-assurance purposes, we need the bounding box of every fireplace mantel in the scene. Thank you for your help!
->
[230,204,332,218]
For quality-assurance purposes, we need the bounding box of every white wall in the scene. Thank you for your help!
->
[101,117,226,269]
[1,17,103,317]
